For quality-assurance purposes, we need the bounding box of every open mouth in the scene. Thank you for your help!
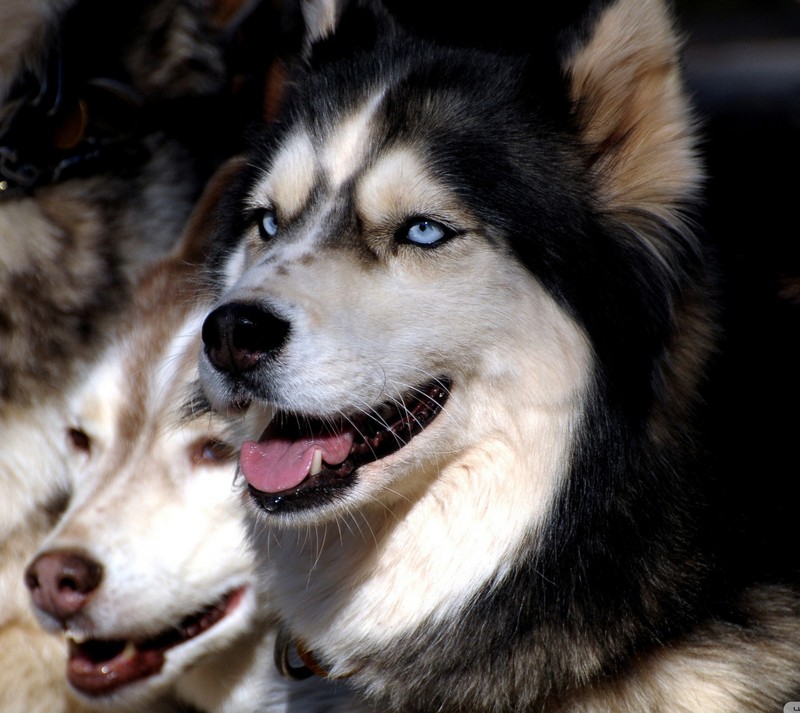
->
[241,377,451,513]
[66,586,245,696]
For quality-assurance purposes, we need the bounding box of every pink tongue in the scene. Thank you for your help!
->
[239,427,354,494]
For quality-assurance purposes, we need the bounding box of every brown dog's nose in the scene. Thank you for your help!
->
[202,302,290,374]
[25,550,103,623]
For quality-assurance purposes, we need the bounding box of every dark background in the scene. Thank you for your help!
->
[677,0,800,573]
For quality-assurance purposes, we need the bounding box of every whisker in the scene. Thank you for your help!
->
[308,524,327,580]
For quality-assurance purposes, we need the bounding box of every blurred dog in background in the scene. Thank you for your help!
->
[0,1,247,709]
[25,162,369,712]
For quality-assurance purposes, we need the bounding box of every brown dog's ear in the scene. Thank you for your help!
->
[171,155,249,266]
[565,0,701,227]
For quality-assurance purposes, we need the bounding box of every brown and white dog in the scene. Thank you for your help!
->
[24,160,371,712]
[0,1,234,710]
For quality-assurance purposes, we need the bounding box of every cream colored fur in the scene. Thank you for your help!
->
[0,401,91,713]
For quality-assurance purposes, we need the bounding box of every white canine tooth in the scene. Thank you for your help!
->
[100,641,135,672]
[121,640,137,661]
[65,629,87,645]
[310,448,323,476]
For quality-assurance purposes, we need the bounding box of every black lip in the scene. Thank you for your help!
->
[248,377,451,514]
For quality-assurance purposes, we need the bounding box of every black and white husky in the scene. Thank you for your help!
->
[199,0,800,709]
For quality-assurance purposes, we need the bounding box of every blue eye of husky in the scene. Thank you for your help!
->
[256,208,278,241]
[402,218,451,247]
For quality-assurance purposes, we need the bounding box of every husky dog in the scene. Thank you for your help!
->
[1,1,231,710]
[25,161,369,713]
[198,0,800,710]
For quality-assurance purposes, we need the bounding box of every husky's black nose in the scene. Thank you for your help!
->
[202,302,290,374]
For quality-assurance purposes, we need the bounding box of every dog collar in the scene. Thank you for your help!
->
[0,43,148,199]
[274,626,332,680]
[274,626,361,681]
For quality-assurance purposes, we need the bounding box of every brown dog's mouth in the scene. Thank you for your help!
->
[67,586,245,696]
[242,377,451,513]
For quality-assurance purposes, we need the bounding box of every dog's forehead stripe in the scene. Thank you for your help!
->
[251,131,316,219]
[251,90,385,217]
[321,91,386,190]
[357,148,460,226]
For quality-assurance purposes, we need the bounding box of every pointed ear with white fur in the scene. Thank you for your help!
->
[566,0,701,226]
[300,0,341,47]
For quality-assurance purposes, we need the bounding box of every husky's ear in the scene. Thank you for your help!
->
[565,0,700,223]
[302,0,396,65]
[299,0,340,47]
[171,156,249,265]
